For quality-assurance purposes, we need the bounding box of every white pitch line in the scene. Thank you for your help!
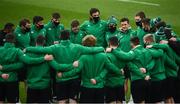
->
[117,0,160,6]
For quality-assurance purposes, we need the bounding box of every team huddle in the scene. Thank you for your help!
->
[0,8,180,104]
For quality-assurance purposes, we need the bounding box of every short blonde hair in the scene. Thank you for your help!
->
[143,34,155,43]
[82,35,97,46]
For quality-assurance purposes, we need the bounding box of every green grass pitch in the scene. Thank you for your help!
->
[0,0,180,34]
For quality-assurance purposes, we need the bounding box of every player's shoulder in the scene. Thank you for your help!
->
[82,20,89,24]
[14,26,21,34]
[59,23,64,28]
[100,20,107,24]
[81,20,90,26]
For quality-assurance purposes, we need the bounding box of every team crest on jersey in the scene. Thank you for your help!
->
[31,31,34,34]
[48,28,52,30]
[18,34,21,37]
[99,24,102,27]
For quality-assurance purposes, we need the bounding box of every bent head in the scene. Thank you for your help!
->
[82,35,96,47]
[130,36,140,48]
[143,34,155,45]
[108,36,119,48]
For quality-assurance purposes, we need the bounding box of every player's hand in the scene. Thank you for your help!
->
[54,41,59,44]
[106,48,112,53]
[73,61,79,68]
[169,37,177,41]
[145,75,151,81]
[44,54,53,61]
[160,40,168,44]
[57,72,62,78]
[90,79,97,85]
[140,68,146,73]
[121,69,124,75]
[1,74,9,80]
[146,45,153,48]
